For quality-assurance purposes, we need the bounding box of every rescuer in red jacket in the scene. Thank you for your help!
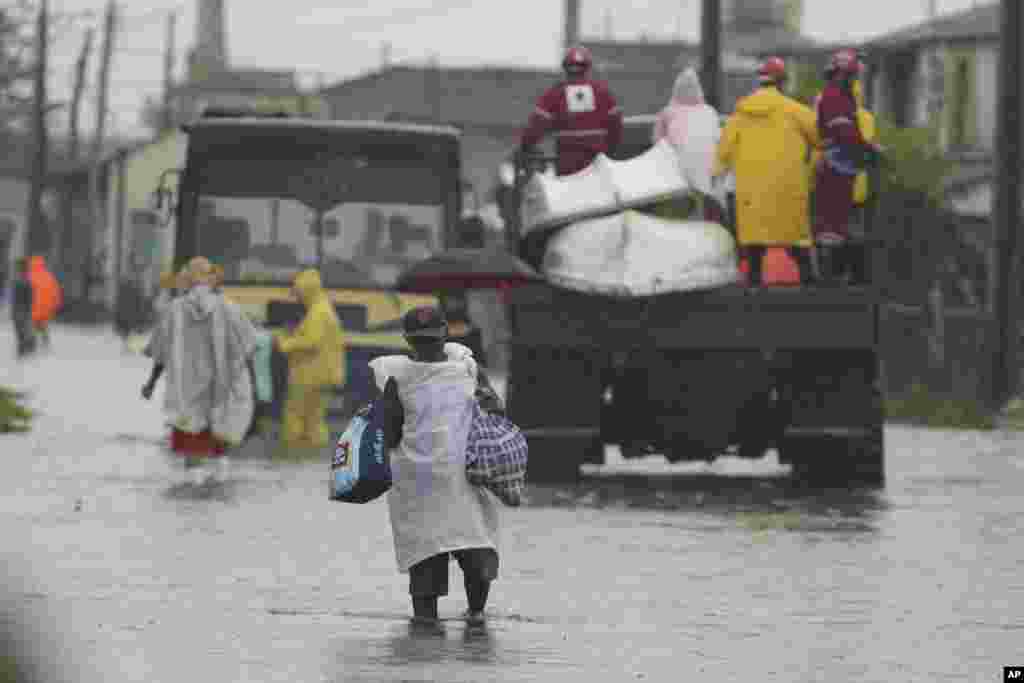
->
[519,46,624,176]
[814,48,882,283]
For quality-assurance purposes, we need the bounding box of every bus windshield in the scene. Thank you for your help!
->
[190,153,447,289]
[196,196,442,289]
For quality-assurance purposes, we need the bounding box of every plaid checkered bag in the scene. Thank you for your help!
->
[465,403,528,507]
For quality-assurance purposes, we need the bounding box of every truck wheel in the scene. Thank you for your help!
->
[781,388,884,487]
[735,389,785,460]
[776,348,884,487]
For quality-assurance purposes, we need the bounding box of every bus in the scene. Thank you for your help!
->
[161,110,466,415]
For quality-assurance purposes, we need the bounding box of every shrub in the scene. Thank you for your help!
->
[0,386,32,433]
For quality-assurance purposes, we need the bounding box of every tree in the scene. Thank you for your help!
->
[0,2,37,138]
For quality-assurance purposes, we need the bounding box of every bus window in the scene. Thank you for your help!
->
[322,203,442,288]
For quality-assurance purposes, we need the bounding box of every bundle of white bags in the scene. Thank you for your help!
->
[520,136,738,297]
[542,211,739,297]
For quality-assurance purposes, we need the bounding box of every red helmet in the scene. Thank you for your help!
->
[829,48,863,77]
[757,56,787,83]
[563,46,593,73]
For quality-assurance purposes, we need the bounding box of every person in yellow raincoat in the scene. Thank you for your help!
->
[715,57,820,286]
[273,269,346,448]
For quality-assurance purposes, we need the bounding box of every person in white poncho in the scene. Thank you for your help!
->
[651,66,726,221]
[369,305,501,626]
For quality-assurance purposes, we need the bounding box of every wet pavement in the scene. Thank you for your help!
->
[1,323,1023,682]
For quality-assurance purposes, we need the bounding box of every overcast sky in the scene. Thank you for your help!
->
[41,0,984,140]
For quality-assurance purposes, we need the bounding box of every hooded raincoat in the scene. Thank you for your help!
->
[715,86,820,246]
[145,283,259,445]
[275,269,346,446]
[369,342,500,573]
[652,68,722,197]
[27,256,62,325]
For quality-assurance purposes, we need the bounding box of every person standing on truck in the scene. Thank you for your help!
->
[813,49,883,284]
[519,46,624,176]
[273,268,346,449]
[651,66,725,222]
[714,57,819,287]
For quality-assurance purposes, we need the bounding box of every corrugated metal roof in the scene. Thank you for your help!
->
[867,3,998,48]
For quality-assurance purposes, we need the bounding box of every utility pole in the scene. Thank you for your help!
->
[88,0,116,301]
[162,10,177,132]
[59,26,92,294]
[564,0,580,48]
[69,29,93,162]
[430,53,441,123]
[992,0,1022,408]
[700,0,722,111]
[25,0,49,258]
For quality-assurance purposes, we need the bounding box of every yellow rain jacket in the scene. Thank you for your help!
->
[276,269,346,388]
[275,269,346,447]
[715,86,820,246]
[852,81,877,206]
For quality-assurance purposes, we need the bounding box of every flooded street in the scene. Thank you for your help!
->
[2,323,1023,682]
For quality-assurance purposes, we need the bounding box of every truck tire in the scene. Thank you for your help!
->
[507,344,601,483]
[779,380,884,487]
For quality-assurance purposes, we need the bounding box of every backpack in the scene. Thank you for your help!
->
[329,399,393,503]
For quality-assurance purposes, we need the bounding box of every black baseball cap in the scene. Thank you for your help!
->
[403,306,448,339]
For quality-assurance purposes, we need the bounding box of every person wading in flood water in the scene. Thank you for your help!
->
[369,306,501,627]
[141,256,259,484]
[10,257,35,359]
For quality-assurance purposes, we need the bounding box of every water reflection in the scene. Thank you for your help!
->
[329,618,513,682]
[161,479,236,503]
[526,474,888,534]
[383,620,451,665]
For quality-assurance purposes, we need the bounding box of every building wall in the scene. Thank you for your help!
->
[326,70,432,121]
[325,73,524,203]
[107,131,188,302]
[876,40,998,155]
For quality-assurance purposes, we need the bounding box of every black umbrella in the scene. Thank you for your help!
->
[395,247,542,294]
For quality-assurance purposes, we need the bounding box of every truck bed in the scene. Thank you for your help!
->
[508,283,879,351]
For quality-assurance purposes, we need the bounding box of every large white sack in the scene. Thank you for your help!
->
[602,139,693,210]
[520,159,616,235]
[520,140,692,235]
[541,211,740,297]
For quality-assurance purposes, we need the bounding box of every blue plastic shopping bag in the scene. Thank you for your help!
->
[329,400,392,503]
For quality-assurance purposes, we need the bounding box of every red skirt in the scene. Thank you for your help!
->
[813,162,857,244]
[170,429,226,457]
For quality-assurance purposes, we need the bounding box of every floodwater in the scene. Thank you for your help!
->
[1,323,1022,683]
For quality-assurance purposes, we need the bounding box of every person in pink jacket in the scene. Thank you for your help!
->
[652,67,724,221]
